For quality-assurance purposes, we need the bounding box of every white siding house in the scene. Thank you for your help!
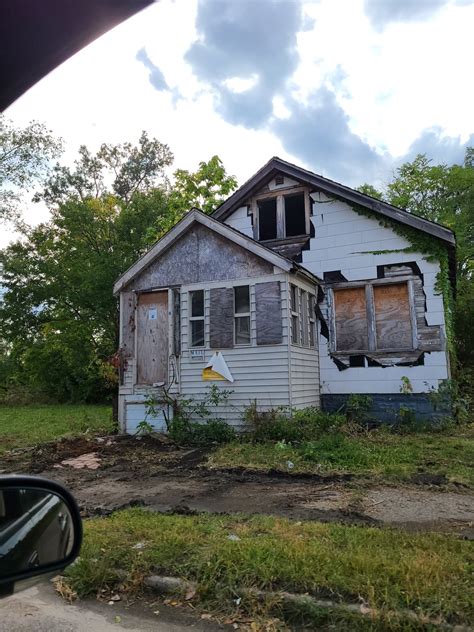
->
[215,157,455,422]
[115,157,455,432]
[114,209,320,433]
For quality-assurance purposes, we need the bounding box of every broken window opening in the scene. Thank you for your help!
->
[258,198,277,240]
[189,289,205,347]
[234,285,251,345]
[284,193,306,237]
[349,355,366,367]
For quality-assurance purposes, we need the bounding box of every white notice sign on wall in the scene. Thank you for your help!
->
[148,308,157,320]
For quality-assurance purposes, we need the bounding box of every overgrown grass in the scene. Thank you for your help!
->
[208,429,474,486]
[66,509,473,628]
[0,404,114,453]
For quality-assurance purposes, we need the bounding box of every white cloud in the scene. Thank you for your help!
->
[3,0,473,247]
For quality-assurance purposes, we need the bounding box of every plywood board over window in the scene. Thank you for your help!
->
[334,287,368,351]
[374,283,412,350]
[136,291,168,385]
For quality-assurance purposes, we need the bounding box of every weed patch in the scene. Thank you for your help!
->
[209,429,474,486]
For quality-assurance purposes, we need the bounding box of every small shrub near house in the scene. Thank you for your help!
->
[244,402,346,443]
[168,417,236,446]
[141,384,236,446]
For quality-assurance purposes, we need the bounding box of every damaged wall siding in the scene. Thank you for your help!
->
[302,193,448,394]
[224,205,253,237]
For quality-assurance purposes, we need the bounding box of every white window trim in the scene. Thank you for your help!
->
[290,284,300,345]
[189,289,205,348]
[309,294,316,348]
[234,284,251,347]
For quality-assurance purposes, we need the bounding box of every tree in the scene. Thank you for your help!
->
[0,115,62,221]
[360,149,474,373]
[168,155,237,218]
[38,130,173,207]
[0,134,238,402]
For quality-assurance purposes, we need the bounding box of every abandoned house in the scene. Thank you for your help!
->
[113,157,455,432]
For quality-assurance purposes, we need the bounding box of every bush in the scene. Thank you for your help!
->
[245,403,346,443]
[168,417,236,446]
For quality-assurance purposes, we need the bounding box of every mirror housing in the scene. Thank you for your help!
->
[0,476,82,597]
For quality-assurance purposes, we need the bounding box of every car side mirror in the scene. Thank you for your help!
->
[0,476,82,598]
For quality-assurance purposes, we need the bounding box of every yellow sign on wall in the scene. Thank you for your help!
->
[202,368,226,381]
[201,352,234,382]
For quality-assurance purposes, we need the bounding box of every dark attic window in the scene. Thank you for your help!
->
[285,193,306,237]
[275,174,284,185]
[258,198,277,240]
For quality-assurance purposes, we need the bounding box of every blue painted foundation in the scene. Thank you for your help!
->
[321,393,451,424]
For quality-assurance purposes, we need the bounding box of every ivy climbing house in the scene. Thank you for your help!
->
[114,157,455,431]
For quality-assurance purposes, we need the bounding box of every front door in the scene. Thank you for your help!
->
[136,291,169,385]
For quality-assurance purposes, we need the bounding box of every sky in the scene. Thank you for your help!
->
[3,0,474,247]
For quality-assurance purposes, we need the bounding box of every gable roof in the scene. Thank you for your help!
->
[113,208,319,295]
[213,156,455,247]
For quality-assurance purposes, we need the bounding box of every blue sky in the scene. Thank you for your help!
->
[4,0,474,245]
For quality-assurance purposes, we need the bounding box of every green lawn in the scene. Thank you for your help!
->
[208,430,474,487]
[66,509,473,629]
[0,404,114,453]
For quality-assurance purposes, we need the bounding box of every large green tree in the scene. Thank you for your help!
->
[168,155,238,218]
[0,134,237,402]
[0,115,62,222]
[360,149,474,372]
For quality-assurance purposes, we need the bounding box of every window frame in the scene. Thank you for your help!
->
[189,289,205,348]
[290,284,300,345]
[308,293,316,348]
[328,277,418,355]
[252,186,310,242]
[233,284,251,346]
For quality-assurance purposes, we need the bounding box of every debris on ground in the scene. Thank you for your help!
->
[2,432,473,536]
[58,452,101,470]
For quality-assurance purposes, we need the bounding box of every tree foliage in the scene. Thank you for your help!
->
[360,149,474,371]
[168,155,237,217]
[0,133,237,402]
[0,115,62,221]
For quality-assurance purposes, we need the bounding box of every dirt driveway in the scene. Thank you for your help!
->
[2,434,473,537]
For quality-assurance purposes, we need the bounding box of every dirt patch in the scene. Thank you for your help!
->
[2,434,473,536]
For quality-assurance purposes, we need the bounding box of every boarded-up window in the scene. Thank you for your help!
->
[136,291,168,385]
[256,281,282,345]
[334,287,368,351]
[374,283,412,350]
[210,287,234,348]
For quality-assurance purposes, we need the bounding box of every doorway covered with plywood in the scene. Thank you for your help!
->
[136,291,169,385]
